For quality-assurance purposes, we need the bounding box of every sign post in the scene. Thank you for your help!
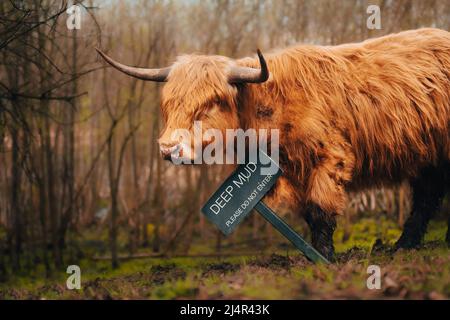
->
[201,151,329,264]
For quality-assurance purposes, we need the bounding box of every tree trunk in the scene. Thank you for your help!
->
[10,124,21,270]
[107,133,119,269]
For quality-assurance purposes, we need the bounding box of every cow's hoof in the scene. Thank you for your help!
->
[316,246,335,263]
[371,239,395,255]
[394,237,421,250]
[326,254,336,263]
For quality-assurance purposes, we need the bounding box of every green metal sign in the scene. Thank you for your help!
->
[201,150,329,264]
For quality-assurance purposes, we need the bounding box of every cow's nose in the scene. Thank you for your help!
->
[159,142,180,161]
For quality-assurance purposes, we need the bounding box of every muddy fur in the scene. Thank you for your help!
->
[304,204,337,261]
[396,164,449,249]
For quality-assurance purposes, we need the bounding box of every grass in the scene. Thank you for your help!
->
[0,218,448,299]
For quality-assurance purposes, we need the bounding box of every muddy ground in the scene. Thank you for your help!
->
[0,218,449,299]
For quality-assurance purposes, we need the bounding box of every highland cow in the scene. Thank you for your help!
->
[97,28,450,261]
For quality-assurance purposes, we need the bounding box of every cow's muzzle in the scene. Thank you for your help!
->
[159,143,181,161]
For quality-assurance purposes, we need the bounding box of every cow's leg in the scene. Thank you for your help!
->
[304,204,337,262]
[395,167,446,249]
[302,136,354,262]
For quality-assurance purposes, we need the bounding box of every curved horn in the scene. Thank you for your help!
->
[95,48,170,82]
[228,49,269,84]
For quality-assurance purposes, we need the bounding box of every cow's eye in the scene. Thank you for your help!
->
[214,99,228,111]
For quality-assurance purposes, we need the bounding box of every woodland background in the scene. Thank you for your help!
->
[0,0,449,298]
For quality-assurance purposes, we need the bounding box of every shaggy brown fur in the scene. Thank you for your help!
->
[106,28,450,260]
[159,28,450,259]
[160,28,449,211]
[237,28,450,217]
